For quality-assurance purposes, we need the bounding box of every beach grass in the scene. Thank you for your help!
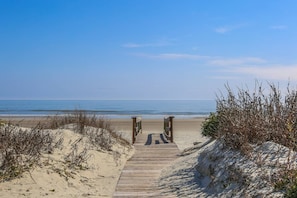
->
[0,111,131,182]
[47,110,131,149]
[0,123,56,182]
[209,82,297,196]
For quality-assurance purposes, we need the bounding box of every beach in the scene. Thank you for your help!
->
[0,116,208,197]
[0,116,208,150]
[0,115,289,197]
[110,118,209,150]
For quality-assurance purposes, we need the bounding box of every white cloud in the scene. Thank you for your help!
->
[214,24,246,34]
[122,42,169,48]
[209,57,267,66]
[192,46,199,51]
[154,53,209,60]
[122,41,171,48]
[232,66,297,80]
[130,51,297,81]
[123,43,163,48]
[215,27,230,34]
[122,43,143,48]
[270,25,287,30]
[134,53,210,60]
[211,75,240,80]
[205,55,297,81]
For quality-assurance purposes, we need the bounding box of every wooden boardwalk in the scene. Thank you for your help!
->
[113,133,180,197]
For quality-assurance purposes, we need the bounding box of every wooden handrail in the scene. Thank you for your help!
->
[132,116,142,144]
[163,116,174,142]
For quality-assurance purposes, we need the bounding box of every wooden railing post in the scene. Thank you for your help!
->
[132,117,136,144]
[164,116,174,143]
[132,116,142,144]
[169,116,174,142]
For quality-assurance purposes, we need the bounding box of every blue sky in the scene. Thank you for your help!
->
[1,0,297,100]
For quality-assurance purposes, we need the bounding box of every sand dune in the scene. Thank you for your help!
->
[0,124,134,198]
[0,117,210,197]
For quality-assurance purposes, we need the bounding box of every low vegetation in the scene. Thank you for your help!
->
[201,112,219,138]
[202,82,297,196]
[0,124,56,181]
[0,111,131,182]
[216,82,297,153]
[48,110,130,150]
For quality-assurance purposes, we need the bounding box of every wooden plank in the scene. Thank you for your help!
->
[113,192,159,197]
[117,180,157,183]
[125,161,171,165]
[119,174,160,178]
[113,133,180,198]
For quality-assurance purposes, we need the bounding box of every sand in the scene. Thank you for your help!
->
[158,140,289,197]
[0,124,135,198]
[0,116,208,197]
[1,116,291,197]
[110,118,209,150]
[0,116,209,150]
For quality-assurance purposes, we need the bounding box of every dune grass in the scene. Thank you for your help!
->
[0,111,131,182]
[216,82,297,154]
[0,123,55,181]
[202,82,297,196]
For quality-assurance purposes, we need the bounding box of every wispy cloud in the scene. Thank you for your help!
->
[122,41,171,48]
[211,75,240,80]
[154,53,209,60]
[134,53,210,60]
[208,57,267,66]
[122,43,165,48]
[204,55,296,81]
[122,43,143,48]
[232,66,297,80]
[130,51,297,81]
[192,46,199,51]
[270,25,287,30]
[215,27,231,34]
[214,24,246,34]
[209,57,297,81]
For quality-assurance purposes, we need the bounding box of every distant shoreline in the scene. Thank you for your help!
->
[0,115,208,151]
[0,114,208,120]
[0,100,215,119]
[0,115,207,127]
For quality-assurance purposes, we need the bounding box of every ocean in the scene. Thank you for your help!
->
[0,100,216,119]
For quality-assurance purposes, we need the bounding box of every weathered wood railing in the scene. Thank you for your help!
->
[132,116,142,144]
[164,116,174,142]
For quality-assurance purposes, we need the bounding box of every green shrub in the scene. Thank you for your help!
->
[274,168,297,198]
[286,183,297,198]
[201,113,219,138]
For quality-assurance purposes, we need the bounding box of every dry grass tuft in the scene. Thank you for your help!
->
[0,124,55,181]
[217,82,297,153]
[0,110,131,182]
[48,110,130,150]
[215,81,297,196]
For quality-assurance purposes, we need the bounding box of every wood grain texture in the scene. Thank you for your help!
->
[113,133,180,197]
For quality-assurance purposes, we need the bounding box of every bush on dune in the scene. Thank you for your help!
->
[216,82,297,153]
[48,110,130,150]
[201,112,219,139]
[0,124,55,181]
[201,81,297,196]
[0,111,131,182]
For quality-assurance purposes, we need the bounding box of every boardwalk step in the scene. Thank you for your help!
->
[113,133,179,197]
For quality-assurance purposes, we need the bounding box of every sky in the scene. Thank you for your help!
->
[1,0,297,100]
